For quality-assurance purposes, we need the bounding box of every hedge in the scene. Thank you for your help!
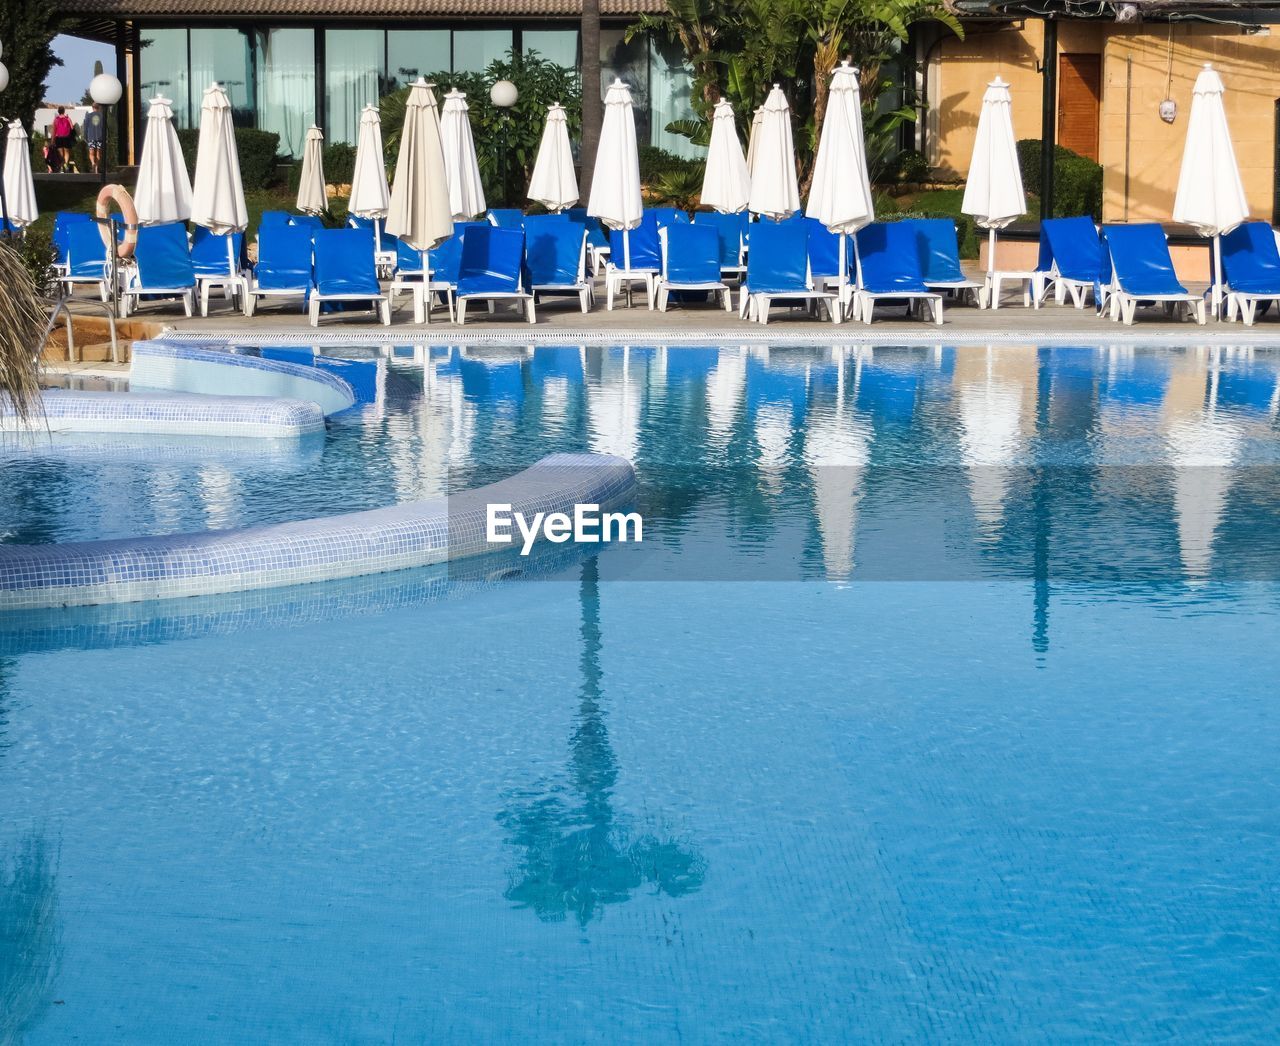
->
[1016,139,1102,220]
[286,143,358,194]
[638,145,700,183]
[175,127,282,191]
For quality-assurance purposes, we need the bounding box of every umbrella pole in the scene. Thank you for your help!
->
[624,229,633,309]
[1213,234,1223,320]
[838,232,848,322]
[986,227,997,309]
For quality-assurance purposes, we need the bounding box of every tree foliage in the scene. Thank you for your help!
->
[0,1,69,130]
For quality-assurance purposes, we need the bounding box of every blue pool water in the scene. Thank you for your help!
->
[2,343,1280,1041]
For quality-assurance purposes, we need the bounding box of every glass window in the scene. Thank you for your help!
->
[190,29,254,128]
[255,28,316,160]
[453,30,513,74]
[139,28,190,128]
[600,29,649,145]
[524,30,578,70]
[649,38,702,159]
[387,30,451,88]
[325,29,382,145]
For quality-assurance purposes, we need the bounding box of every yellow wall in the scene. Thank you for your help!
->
[931,20,1278,224]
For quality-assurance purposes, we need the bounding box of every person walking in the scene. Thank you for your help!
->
[84,103,106,174]
[52,107,75,171]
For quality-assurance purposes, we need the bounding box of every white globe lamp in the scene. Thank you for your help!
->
[490,80,518,109]
[90,73,124,106]
[0,63,9,94]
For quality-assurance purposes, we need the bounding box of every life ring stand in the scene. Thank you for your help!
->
[95,183,139,259]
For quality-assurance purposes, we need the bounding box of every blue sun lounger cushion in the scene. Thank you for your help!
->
[190,226,247,316]
[60,220,111,300]
[245,224,313,316]
[524,215,591,313]
[1036,216,1110,310]
[657,223,731,312]
[1103,223,1205,325]
[605,213,662,309]
[456,224,535,323]
[120,222,196,317]
[903,218,984,303]
[854,222,943,325]
[693,211,747,276]
[487,208,526,230]
[309,227,390,326]
[739,220,838,324]
[1221,221,1280,326]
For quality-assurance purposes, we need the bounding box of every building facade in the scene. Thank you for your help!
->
[54,1,699,161]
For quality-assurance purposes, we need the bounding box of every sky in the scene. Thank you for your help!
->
[45,35,116,104]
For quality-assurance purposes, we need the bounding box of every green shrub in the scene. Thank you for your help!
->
[322,143,357,186]
[885,148,930,185]
[10,225,57,296]
[638,145,700,183]
[1016,138,1101,220]
[176,126,281,191]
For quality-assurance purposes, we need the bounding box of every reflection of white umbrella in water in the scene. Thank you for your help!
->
[701,99,750,215]
[440,89,487,221]
[295,125,327,215]
[956,345,1033,538]
[191,84,249,285]
[1165,356,1241,585]
[587,348,641,462]
[1172,64,1249,319]
[587,79,644,272]
[135,96,193,224]
[961,78,1026,291]
[706,347,746,447]
[804,348,871,580]
[414,352,476,499]
[747,85,800,220]
[528,103,578,213]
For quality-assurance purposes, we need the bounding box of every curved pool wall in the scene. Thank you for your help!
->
[1,389,325,439]
[131,340,357,416]
[0,453,635,609]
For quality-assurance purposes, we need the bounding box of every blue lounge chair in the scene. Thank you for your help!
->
[259,210,291,230]
[648,207,690,229]
[1034,216,1110,310]
[693,211,747,279]
[487,208,525,230]
[52,211,93,274]
[605,213,661,310]
[244,224,314,316]
[455,225,535,324]
[658,224,731,312]
[190,226,246,316]
[60,220,111,300]
[805,218,855,309]
[1221,221,1280,326]
[388,223,485,322]
[904,218,985,305]
[567,208,610,274]
[854,222,943,325]
[120,222,196,317]
[309,227,390,326]
[1103,223,1205,325]
[290,214,326,232]
[348,215,400,275]
[738,221,838,324]
[524,215,591,313]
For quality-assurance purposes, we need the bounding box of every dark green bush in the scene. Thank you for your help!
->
[885,148,930,185]
[9,225,57,296]
[638,145,700,183]
[1016,138,1102,220]
[322,143,357,186]
[176,126,281,191]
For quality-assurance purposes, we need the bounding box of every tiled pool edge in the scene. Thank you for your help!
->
[1,389,325,439]
[0,453,635,610]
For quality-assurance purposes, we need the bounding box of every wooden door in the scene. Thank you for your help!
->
[1058,53,1101,161]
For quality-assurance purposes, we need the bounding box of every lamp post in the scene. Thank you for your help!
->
[490,78,518,206]
[89,72,124,183]
[0,43,10,238]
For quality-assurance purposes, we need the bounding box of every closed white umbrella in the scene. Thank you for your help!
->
[439,89,486,222]
[806,62,876,309]
[349,104,391,255]
[295,125,327,215]
[701,98,750,214]
[135,95,193,225]
[587,78,644,270]
[747,85,800,221]
[528,103,578,212]
[745,106,765,177]
[386,78,453,253]
[191,83,248,283]
[2,120,37,229]
[961,77,1025,282]
[1173,64,1249,318]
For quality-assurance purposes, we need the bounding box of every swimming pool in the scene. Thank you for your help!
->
[2,342,1279,1040]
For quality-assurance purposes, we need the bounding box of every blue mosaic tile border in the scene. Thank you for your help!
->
[1,389,324,439]
[0,453,635,610]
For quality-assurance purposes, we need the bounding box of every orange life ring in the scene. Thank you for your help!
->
[95,183,139,258]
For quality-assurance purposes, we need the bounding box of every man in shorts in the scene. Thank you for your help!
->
[84,104,106,174]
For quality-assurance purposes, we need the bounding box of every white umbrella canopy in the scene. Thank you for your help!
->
[349,104,391,219]
[190,84,248,238]
[1172,64,1249,316]
[439,89,487,222]
[135,95,193,225]
[701,98,750,214]
[747,85,800,220]
[386,78,454,252]
[961,77,1025,275]
[588,78,644,268]
[746,106,765,177]
[2,120,37,229]
[528,103,578,212]
[295,125,328,215]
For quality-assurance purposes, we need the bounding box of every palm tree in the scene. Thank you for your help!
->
[580,0,603,200]
[0,245,44,421]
